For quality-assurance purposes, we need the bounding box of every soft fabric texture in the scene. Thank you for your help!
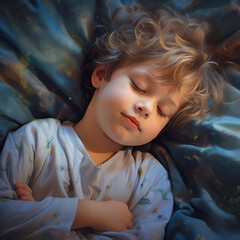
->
[0,118,173,239]
[0,0,239,239]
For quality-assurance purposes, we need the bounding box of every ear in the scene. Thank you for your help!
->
[91,65,107,88]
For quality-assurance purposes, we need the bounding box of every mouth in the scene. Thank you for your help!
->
[121,113,141,131]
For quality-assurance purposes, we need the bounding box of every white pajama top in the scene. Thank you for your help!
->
[0,118,173,240]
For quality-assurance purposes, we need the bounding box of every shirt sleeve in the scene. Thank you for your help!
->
[0,123,79,240]
[129,164,173,240]
[94,153,173,240]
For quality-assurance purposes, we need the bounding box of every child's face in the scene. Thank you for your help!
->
[91,61,186,147]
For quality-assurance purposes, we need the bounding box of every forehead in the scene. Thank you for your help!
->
[120,59,168,80]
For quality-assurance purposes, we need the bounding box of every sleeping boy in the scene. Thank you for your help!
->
[0,5,226,240]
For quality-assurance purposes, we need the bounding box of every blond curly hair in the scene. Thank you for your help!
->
[82,5,227,132]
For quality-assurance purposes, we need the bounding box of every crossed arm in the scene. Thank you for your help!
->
[14,182,133,232]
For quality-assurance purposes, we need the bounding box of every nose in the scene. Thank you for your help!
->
[135,102,151,119]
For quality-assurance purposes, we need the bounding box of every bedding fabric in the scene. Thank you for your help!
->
[0,0,239,239]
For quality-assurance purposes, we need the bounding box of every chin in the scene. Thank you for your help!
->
[113,137,150,147]
[104,126,153,147]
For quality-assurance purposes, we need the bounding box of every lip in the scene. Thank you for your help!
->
[121,113,141,131]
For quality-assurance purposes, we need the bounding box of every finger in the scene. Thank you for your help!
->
[15,183,32,194]
[14,182,25,189]
[14,182,26,187]
[127,220,133,229]
[16,188,35,201]
[15,183,32,193]
[19,195,35,201]
[16,188,31,197]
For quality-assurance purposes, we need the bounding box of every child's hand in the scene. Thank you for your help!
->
[92,200,133,232]
[72,199,133,232]
[14,183,35,201]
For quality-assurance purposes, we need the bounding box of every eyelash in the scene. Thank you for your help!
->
[130,80,146,94]
[157,106,167,118]
[131,80,167,118]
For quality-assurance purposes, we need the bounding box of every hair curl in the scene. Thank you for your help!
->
[81,5,228,132]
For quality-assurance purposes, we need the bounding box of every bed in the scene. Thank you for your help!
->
[0,0,239,239]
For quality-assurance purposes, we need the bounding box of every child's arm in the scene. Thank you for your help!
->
[14,183,133,232]
[0,122,79,239]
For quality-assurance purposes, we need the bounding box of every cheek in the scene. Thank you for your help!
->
[145,119,167,139]
[98,84,132,110]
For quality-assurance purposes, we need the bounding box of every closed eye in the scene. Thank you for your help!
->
[130,79,146,94]
[157,106,167,118]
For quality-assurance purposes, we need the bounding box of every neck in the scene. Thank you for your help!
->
[73,102,123,165]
